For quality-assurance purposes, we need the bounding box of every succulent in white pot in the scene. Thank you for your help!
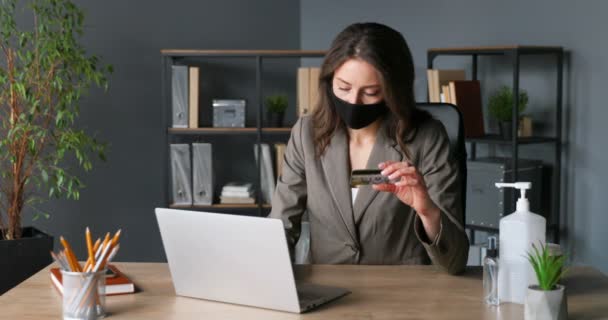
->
[524,242,568,320]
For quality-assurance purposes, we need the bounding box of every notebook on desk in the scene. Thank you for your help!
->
[50,264,135,296]
[155,208,350,313]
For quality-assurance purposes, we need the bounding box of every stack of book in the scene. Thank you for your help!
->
[220,182,255,204]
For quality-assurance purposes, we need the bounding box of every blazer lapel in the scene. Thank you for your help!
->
[321,128,358,244]
[353,121,404,225]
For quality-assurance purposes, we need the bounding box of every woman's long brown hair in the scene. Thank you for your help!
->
[312,22,430,159]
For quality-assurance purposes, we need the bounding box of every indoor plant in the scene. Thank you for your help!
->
[488,86,529,139]
[265,94,288,127]
[524,242,568,320]
[0,0,111,293]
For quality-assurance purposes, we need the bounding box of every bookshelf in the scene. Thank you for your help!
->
[427,45,564,243]
[160,50,326,216]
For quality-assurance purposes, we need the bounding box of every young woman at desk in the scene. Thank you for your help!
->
[269,22,469,274]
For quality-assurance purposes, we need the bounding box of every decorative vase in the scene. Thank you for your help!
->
[524,284,568,320]
[0,227,54,294]
[267,111,285,128]
[499,121,513,140]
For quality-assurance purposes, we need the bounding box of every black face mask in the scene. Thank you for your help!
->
[331,91,388,129]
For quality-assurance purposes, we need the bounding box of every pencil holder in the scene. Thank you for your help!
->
[61,269,106,320]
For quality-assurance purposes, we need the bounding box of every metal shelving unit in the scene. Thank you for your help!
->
[160,50,326,216]
[427,45,564,243]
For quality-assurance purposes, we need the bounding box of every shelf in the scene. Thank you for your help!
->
[169,203,271,209]
[427,45,563,56]
[466,135,558,145]
[161,49,327,58]
[168,127,292,135]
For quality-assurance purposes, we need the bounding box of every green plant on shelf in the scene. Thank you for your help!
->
[488,86,529,122]
[265,94,288,114]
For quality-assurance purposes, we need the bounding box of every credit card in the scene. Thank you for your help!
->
[350,169,394,187]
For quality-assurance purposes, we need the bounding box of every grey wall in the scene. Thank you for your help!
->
[301,0,608,273]
[28,0,300,262]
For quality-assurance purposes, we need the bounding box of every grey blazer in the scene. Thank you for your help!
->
[269,115,469,274]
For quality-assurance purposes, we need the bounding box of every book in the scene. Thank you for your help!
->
[220,190,254,198]
[275,143,286,180]
[309,67,321,114]
[50,264,135,296]
[188,66,199,128]
[297,68,310,116]
[220,196,256,204]
[171,65,188,128]
[222,182,253,193]
[427,69,466,103]
[448,80,485,138]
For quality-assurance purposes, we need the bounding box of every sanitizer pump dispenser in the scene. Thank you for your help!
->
[495,182,546,304]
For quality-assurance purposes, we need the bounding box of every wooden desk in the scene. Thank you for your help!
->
[1,263,607,319]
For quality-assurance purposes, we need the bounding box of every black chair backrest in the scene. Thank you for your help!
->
[415,102,467,222]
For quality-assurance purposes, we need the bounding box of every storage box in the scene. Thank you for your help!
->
[212,99,246,128]
[466,157,543,229]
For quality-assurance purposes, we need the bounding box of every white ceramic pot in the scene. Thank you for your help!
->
[524,284,567,320]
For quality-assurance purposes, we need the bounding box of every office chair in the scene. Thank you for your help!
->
[294,103,468,264]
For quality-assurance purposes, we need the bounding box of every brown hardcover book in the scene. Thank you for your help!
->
[188,66,200,128]
[297,68,310,116]
[448,80,485,138]
[275,143,286,180]
[427,69,438,102]
[429,69,466,102]
[308,67,321,115]
[50,264,135,296]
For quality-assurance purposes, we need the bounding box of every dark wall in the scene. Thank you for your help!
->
[27,0,301,262]
[301,0,608,273]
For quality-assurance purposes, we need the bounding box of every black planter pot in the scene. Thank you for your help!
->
[0,227,53,294]
[499,121,514,140]
[266,111,285,127]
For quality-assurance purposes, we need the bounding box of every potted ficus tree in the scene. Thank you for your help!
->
[525,242,568,320]
[265,94,288,127]
[0,0,111,294]
[488,86,529,139]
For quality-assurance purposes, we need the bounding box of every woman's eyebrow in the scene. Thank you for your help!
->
[335,77,380,89]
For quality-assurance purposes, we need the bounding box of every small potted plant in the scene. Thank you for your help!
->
[265,94,288,127]
[524,242,568,320]
[488,86,529,139]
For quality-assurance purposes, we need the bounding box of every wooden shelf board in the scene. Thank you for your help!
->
[161,49,327,57]
[169,204,271,209]
[466,135,558,145]
[428,45,563,55]
[168,127,292,134]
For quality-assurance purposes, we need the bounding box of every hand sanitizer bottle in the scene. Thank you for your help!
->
[483,236,499,305]
[495,182,546,304]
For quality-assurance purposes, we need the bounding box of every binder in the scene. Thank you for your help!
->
[171,65,188,128]
[254,144,275,204]
[170,144,192,205]
[192,143,213,205]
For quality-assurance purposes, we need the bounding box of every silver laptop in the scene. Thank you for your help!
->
[155,208,350,313]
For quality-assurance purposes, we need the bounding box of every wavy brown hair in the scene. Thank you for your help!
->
[312,22,430,158]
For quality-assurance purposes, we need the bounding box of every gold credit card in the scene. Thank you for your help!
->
[350,169,394,187]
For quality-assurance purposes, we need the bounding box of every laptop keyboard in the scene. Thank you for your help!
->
[298,289,324,302]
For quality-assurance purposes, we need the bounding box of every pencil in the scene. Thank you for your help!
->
[60,236,81,272]
[110,229,122,249]
[85,227,95,267]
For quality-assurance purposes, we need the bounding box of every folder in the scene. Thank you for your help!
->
[254,144,275,204]
[170,144,192,205]
[192,143,213,205]
[171,65,189,128]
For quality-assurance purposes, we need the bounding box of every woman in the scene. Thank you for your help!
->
[269,22,469,274]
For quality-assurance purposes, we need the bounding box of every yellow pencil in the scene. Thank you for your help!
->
[85,227,95,267]
[60,236,81,272]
